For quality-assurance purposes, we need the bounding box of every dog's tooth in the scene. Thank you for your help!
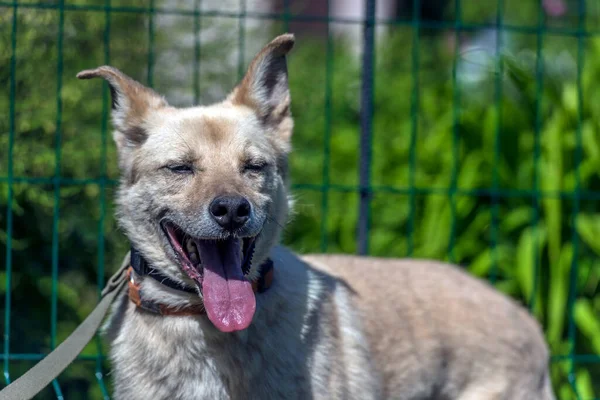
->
[186,238,195,253]
[185,239,199,264]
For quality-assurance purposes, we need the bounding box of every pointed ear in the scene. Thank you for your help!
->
[229,34,294,130]
[77,66,168,147]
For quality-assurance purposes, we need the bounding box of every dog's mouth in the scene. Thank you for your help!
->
[161,221,257,332]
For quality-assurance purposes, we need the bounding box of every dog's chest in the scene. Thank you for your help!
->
[109,303,312,400]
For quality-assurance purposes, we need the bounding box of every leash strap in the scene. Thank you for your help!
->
[0,254,130,400]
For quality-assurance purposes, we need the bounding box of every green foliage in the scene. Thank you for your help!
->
[0,3,599,400]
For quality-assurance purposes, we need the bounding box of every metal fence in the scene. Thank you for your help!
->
[1,0,599,398]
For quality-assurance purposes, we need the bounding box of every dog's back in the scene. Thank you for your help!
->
[303,254,555,400]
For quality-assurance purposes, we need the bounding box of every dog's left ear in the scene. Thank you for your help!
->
[229,33,295,142]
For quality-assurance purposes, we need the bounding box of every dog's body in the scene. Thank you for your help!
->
[78,34,555,400]
[106,248,553,400]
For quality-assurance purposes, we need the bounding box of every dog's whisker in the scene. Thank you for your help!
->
[266,215,286,230]
[175,131,194,155]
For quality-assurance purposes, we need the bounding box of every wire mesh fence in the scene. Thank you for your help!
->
[1,0,599,398]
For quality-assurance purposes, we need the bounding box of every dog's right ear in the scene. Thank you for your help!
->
[77,66,168,148]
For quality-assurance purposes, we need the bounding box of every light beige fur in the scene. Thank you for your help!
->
[77,34,555,400]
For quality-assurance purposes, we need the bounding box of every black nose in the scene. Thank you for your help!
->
[209,195,251,231]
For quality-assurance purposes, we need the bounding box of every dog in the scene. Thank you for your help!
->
[77,34,555,400]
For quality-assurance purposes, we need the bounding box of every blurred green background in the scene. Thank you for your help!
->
[1,0,600,398]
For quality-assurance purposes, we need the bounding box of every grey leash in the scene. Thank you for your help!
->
[0,254,130,400]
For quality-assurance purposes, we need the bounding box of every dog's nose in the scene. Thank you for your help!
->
[209,195,251,231]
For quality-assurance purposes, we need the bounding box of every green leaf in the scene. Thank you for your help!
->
[573,299,600,355]
[547,244,571,346]
[515,226,546,317]
[500,207,532,233]
[576,214,600,255]
[574,368,595,400]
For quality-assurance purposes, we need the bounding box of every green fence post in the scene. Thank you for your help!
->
[282,0,290,32]
[407,0,420,257]
[490,0,505,285]
[357,0,376,255]
[147,0,156,88]
[3,0,18,386]
[529,0,546,313]
[50,0,66,397]
[194,0,202,105]
[448,0,462,263]
[319,0,333,253]
[94,0,112,398]
[567,1,586,398]
[237,0,247,81]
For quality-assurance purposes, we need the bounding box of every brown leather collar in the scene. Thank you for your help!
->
[127,260,274,316]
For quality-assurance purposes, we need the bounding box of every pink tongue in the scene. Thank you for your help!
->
[195,238,256,332]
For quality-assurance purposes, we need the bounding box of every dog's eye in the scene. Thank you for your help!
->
[166,164,194,174]
[244,162,267,173]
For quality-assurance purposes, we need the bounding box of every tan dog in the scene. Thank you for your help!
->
[77,34,555,400]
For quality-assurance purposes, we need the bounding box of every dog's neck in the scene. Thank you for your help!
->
[126,246,274,316]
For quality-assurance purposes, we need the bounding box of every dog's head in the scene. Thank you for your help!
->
[78,34,294,332]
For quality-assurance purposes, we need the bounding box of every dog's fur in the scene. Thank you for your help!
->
[78,34,555,400]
